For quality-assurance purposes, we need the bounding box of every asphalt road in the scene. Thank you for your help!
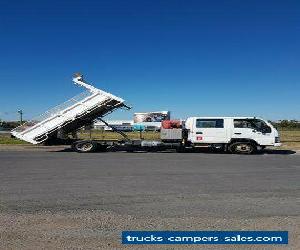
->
[0,150,299,218]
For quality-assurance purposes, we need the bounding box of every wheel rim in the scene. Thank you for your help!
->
[235,143,252,153]
[77,142,93,152]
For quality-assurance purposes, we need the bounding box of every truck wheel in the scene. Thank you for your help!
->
[228,142,256,154]
[72,141,97,153]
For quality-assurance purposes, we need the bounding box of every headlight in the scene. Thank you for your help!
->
[275,137,280,143]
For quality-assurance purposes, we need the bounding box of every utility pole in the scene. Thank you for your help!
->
[17,110,23,124]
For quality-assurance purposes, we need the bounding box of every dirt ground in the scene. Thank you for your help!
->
[0,211,298,250]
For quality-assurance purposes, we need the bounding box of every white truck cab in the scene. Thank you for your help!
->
[185,117,281,154]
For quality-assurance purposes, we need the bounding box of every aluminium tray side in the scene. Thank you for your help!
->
[11,83,125,144]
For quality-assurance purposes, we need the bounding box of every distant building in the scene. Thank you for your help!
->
[93,111,171,131]
[133,111,170,123]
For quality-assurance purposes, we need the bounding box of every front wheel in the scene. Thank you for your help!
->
[228,142,256,154]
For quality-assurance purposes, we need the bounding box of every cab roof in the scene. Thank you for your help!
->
[187,116,259,119]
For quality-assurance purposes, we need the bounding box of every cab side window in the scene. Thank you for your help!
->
[196,119,224,128]
[234,119,271,133]
[234,119,255,129]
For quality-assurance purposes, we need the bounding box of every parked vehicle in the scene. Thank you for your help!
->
[11,74,281,154]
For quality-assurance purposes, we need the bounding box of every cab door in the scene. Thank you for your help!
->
[232,119,273,145]
[190,118,228,143]
[232,119,255,140]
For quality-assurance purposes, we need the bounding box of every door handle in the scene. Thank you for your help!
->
[196,132,203,134]
[234,132,241,135]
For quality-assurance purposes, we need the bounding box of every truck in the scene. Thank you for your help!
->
[11,74,281,154]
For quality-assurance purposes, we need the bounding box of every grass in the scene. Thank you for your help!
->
[1,129,300,150]
[78,130,160,140]
[278,130,300,142]
[0,134,29,145]
[277,130,300,150]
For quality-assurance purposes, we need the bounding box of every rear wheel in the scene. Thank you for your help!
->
[228,142,256,154]
[72,140,98,153]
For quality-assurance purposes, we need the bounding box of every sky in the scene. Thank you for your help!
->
[0,0,299,121]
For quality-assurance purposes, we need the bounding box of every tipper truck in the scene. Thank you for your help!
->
[11,74,281,154]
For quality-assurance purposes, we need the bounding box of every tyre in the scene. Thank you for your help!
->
[72,140,98,153]
[228,142,256,154]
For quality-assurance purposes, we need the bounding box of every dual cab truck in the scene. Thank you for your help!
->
[12,74,281,154]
